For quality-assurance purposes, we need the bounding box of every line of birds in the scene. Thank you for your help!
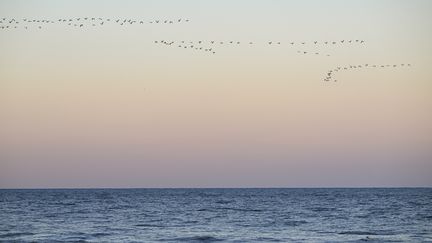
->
[0,17,190,29]
[152,39,365,45]
[154,39,365,56]
[324,63,412,82]
[297,50,331,56]
[155,40,216,54]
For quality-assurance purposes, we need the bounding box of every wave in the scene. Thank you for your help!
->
[0,232,34,238]
[254,237,284,242]
[89,232,111,237]
[196,207,262,213]
[283,220,308,226]
[339,230,397,236]
[160,235,224,242]
[339,231,380,235]
[215,207,263,212]
[134,223,166,228]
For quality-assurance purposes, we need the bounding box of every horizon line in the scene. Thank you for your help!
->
[1,186,431,190]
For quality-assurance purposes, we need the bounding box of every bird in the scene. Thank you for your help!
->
[314,41,318,44]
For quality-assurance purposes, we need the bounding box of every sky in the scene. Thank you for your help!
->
[0,0,431,188]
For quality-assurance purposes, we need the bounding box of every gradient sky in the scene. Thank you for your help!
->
[1,0,432,188]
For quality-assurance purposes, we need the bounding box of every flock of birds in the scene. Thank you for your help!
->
[324,63,412,82]
[1,16,412,82]
[0,17,190,29]
[155,39,366,56]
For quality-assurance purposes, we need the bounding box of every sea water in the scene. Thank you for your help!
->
[1,188,431,242]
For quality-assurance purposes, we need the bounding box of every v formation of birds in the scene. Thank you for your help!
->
[0,17,412,82]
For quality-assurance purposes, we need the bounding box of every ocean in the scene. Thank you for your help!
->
[0,188,431,242]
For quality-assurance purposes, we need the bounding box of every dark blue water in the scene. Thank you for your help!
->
[1,188,431,242]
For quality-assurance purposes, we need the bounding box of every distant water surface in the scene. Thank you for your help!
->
[0,188,431,242]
